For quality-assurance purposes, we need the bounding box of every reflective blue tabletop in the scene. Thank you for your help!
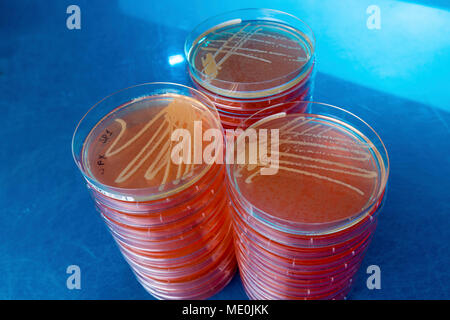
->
[0,0,449,299]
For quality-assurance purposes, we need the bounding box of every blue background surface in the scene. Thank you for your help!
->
[0,0,449,299]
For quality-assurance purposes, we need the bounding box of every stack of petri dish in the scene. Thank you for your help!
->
[72,83,236,299]
[185,9,316,129]
[226,102,389,299]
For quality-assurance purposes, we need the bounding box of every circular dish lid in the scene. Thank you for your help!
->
[72,83,222,202]
[186,8,315,99]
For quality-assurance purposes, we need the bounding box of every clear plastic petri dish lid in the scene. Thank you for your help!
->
[120,226,234,279]
[135,251,236,300]
[231,201,377,259]
[226,101,389,236]
[185,8,315,99]
[72,82,224,203]
[229,181,383,248]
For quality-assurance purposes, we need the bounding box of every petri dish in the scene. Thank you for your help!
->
[227,101,389,299]
[72,82,235,299]
[185,9,316,128]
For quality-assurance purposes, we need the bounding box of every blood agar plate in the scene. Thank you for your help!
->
[72,83,236,299]
[186,9,316,128]
[226,101,389,299]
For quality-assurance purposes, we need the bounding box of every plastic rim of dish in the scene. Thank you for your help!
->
[228,177,383,248]
[88,163,225,215]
